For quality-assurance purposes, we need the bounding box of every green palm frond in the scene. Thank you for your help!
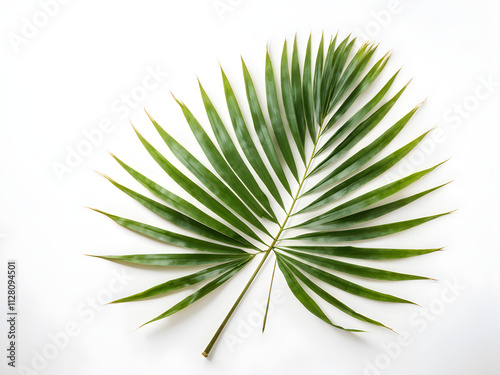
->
[90,33,450,357]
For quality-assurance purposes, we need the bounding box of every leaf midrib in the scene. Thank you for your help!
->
[265,124,323,250]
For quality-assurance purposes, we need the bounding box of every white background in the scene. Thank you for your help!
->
[1,0,500,374]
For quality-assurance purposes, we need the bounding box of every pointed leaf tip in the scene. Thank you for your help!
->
[135,322,148,330]
[170,91,182,105]
[416,98,427,108]
[388,327,400,335]
[403,77,414,87]
[94,170,108,179]
[131,124,142,136]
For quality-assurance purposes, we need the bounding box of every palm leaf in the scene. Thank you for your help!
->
[277,255,361,332]
[277,254,393,329]
[276,252,415,304]
[242,59,293,196]
[221,68,286,210]
[281,39,306,162]
[265,49,300,181]
[108,154,257,249]
[109,259,251,303]
[90,33,450,357]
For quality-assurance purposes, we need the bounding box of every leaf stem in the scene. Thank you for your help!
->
[262,257,277,332]
[202,249,271,357]
[202,127,323,357]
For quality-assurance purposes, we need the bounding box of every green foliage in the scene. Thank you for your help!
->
[90,33,449,357]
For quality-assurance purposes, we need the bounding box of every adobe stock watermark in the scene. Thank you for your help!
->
[363,277,467,375]
[353,0,403,44]
[50,64,169,183]
[15,268,134,375]
[7,0,71,54]
[224,289,285,353]
[212,0,244,21]
[385,74,499,181]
